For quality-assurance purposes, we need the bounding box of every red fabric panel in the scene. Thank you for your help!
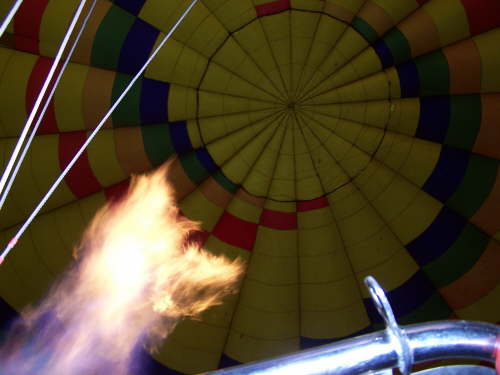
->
[212,212,257,250]
[26,57,59,134]
[104,179,130,203]
[255,0,290,17]
[187,230,210,247]
[260,209,297,230]
[59,131,102,198]
[297,196,329,212]
[460,0,500,35]
[14,0,50,54]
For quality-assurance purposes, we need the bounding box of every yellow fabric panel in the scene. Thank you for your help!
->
[239,278,298,314]
[254,226,298,257]
[168,84,197,121]
[226,197,262,224]
[0,2,15,34]
[77,190,106,223]
[301,301,369,338]
[205,235,251,262]
[337,203,385,247]
[30,212,73,276]
[372,0,418,24]
[389,190,442,244]
[398,139,440,186]
[338,147,371,178]
[211,37,281,99]
[39,0,78,56]
[171,3,228,58]
[230,302,299,339]
[300,245,352,282]
[244,120,285,197]
[474,28,500,92]
[327,0,364,13]
[87,129,127,187]
[365,100,391,128]
[209,118,268,165]
[356,248,419,298]
[54,63,88,132]
[145,35,207,87]
[180,189,224,231]
[292,0,324,11]
[201,62,276,102]
[423,0,469,45]
[456,284,500,323]
[301,276,361,311]
[375,132,414,173]
[0,139,39,228]
[385,67,402,98]
[52,198,87,252]
[0,231,33,310]
[295,154,324,200]
[299,224,343,257]
[246,252,298,285]
[263,199,296,213]
[372,175,420,222]
[225,330,299,363]
[139,0,193,33]
[202,0,255,32]
[355,161,395,201]
[347,226,405,273]
[6,229,55,306]
[268,125,296,201]
[387,98,420,136]
[198,91,276,118]
[232,20,286,95]
[328,184,365,220]
[355,126,385,155]
[297,206,334,230]
[0,50,34,137]
[186,119,202,148]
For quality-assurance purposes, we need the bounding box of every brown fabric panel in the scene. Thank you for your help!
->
[471,166,500,236]
[357,1,394,36]
[166,157,196,201]
[200,177,233,209]
[83,67,114,130]
[444,38,482,94]
[398,8,441,57]
[71,1,112,65]
[473,94,500,160]
[439,239,500,310]
[236,188,265,208]
[113,126,152,176]
[323,2,355,23]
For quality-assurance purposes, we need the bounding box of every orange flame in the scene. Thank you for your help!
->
[0,162,245,374]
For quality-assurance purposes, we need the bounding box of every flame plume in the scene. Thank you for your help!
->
[0,162,245,374]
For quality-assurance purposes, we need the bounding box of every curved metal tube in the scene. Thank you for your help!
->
[203,321,499,375]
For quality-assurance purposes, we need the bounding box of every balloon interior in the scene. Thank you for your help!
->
[0,0,499,374]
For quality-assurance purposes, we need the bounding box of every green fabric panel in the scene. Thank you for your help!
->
[111,74,142,127]
[383,28,411,64]
[445,95,482,151]
[90,6,135,70]
[423,224,489,288]
[398,293,451,325]
[352,17,379,44]
[447,154,499,218]
[213,170,239,194]
[415,51,450,96]
[140,123,175,167]
[180,152,209,185]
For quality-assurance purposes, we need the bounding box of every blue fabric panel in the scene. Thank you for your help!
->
[406,206,467,266]
[300,326,372,350]
[196,148,219,173]
[422,146,469,202]
[396,61,420,97]
[363,271,434,324]
[416,96,451,143]
[114,0,146,15]
[140,79,169,124]
[373,40,394,69]
[169,121,192,154]
[132,347,187,375]
[118,18,159,75]
[0,297,17,332]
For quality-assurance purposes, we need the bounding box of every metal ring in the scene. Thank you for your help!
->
[364,276,414,375]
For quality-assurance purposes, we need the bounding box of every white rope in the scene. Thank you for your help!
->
[0,0,23,39]
[0,0,199,264]
[0,0,98,211]
[0,0,89,205]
